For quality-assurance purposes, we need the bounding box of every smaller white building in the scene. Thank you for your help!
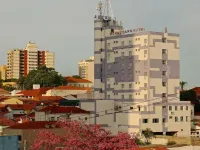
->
[79,100,194,137]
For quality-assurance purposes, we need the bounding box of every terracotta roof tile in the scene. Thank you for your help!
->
[6,104,36,111]
[39,106,89,114]
[0,117,16,126]
[8,121,59,129]
[35,96,64,101]
[17,87,52,97]
[65,77,92,83]
[54,86,92,92]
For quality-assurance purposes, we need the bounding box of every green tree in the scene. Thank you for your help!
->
[142,128,154,144]
[72,75,82,79]
[180,81,187,91]
[180,90,197,102]
[18,65,67,90]
[2,85,16,92]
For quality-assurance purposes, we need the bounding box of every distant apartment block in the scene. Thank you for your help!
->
[78,56,94,83]
[6,42,55,79]
[0,65,6,80]
[94,16,180,108]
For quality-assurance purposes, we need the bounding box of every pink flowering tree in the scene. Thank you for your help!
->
[30,120,138,150]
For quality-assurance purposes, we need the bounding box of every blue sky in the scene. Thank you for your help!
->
[0,0,199,89]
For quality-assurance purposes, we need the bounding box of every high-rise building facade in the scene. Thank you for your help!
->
[0,65,6,80]
[6,42,55,79]
[94,15,180,107]
[78,56,94,83]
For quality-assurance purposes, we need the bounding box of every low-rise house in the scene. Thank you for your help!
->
[35,105,90,123]
[0,89,10,96]
[3,121,65,149]
[0,97,23,105]
[17,87,52,99]
[65,76,93,88]
[0,117,16,134]
[1,104,36,120]
[45,86,93,99]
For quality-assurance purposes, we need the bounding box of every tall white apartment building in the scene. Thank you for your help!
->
[78,56,94,83]
[94,13,180,110]
[6,42,55,79]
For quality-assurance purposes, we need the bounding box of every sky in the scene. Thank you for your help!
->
[0,0,199,89]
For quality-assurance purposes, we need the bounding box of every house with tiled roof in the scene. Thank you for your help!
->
[0,104,36,120]
[66,76,93,88]
[191,87,200,99]
[0,89,10,96]
[17,87,52,99]
[45,86,93,99]
[35,105,90,122]
[0,117,16,134]
[3,121,65,149]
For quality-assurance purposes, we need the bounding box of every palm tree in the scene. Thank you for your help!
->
[180,81,187,91]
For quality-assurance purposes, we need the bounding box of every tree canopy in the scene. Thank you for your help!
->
[30,120,138,150]
[180,90,197,102]
[17,66,67,90]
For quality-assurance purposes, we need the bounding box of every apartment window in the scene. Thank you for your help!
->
[186,116,188,121]
[107,43,111,48]
[162,49,167,54]
[144,39,147,43]
[121,84,124,88]
[121,52,124,57]
[175,117,178,122]
[180,116,184,122]
[180,106,183,110]
[129,51,132,56]
[138,106,141,111]
[169,116,172,119]
[162,93,166,98]
[143,119,148,123]
[163,118,166,123]
[129,84,132,88]
[121,95,124,99]
[144,72,148,76]
[144,50,147,54]
[144,83,148,88]
[129,94,132,99]
[175,106,178,111]
[121,41,124,46]
[186,106,189,110]
[169,106,172,111]
[107,95,110,99]
[162,60,167,65]
[101,58,103,62]
[162,38,167,43]
[108,84,111,88]
[162,82,167,87]
[144,94,147,100]
[162,71,167,76]
[138,38,140,41]
[153,118,159,123]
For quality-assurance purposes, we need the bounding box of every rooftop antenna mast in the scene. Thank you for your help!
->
[97,1,103,16]
[103,0,114,20]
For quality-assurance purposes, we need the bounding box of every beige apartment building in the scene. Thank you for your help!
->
[6,42,55,79]
[0,65,6,80]
[78,56,94,83]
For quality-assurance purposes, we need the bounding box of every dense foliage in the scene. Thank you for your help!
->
[30,120,138,150]
[17,66,67,90]
[180,90,197,102]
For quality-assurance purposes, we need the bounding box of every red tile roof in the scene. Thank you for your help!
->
[0,89,9,95]
[6,104,36,111]
[54,86,92,92]
[0,117,16,126]
[65,76,92,83]
[39,106,89,114]
[17,87,52,97]
[8,121,60,129]
[34,96,64,101]
[136,148,167,150]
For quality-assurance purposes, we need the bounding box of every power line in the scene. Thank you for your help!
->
[65,95,180,121]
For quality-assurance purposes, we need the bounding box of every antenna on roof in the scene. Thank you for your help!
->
[103,0,114,20]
